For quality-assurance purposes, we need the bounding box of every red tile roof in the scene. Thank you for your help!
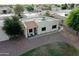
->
[24,21,38,29]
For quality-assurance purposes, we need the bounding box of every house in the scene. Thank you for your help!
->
[49,10,71,26]
[0,5,13,14]
[55,10,71,17]
[22,16,61,38]
[33,5,42,12]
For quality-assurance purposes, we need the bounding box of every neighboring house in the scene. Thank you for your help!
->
[23,13,41,18]
[50,10,71,26]
[55,10,71,17]
[22,16,61,38]
[0,5,13,14]
[33,5,43,12]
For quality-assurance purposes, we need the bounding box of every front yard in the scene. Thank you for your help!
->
[0,26,79,56]
[21,42,79,56]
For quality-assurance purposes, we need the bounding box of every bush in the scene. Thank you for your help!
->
[43,11,50,16]
[13,4,24,18]
[3,16,24,38]
[61,4,68,10]
[64,6,79,35]
[26,5,34,12]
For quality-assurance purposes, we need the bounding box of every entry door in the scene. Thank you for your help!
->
[34,28,37,35]
[28,29,34,37]
[28,28,37,37]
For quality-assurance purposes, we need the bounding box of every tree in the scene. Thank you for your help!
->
[3,16,24,38]
[70,4,75,9]
[26,5,34,12]
[13,4,24,18]
[42,4,52,10]
[43,11,50,16]
[61,4,68,10]
[64,6,79,35]
[55,4,60,7]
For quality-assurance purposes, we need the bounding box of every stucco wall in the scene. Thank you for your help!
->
[24,29,28,38]
[37,20,59,35]
[23,17,60,38]
[22,21,28,38]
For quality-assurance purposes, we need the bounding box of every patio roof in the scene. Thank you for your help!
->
[24,21,38,29]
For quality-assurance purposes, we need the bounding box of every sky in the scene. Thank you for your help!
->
[0,0,79,5]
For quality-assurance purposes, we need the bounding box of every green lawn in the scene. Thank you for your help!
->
[20,42,79,56]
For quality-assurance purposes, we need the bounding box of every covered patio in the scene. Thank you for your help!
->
[24,21,38,37]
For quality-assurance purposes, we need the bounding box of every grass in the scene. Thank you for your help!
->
[21,49,37,56]
[48,49,64,56]
[20,42,79,56]
[57,42,79,56]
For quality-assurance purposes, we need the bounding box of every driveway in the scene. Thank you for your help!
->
[0,30,70,56]
[0,25,9,41]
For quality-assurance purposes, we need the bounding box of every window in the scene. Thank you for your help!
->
[52,25,57,29]
[65,14,68,16]
[29,29,32,32]
[2,10,7,14]
[42,27,46,31]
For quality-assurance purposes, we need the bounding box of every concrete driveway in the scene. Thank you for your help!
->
[0,24,9,41]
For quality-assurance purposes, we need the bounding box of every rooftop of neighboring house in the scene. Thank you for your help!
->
[55,9,71,13]
[23,12,41,18]
[0,14,14,20]
[55,10,71,17]
[49,10,71,20]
